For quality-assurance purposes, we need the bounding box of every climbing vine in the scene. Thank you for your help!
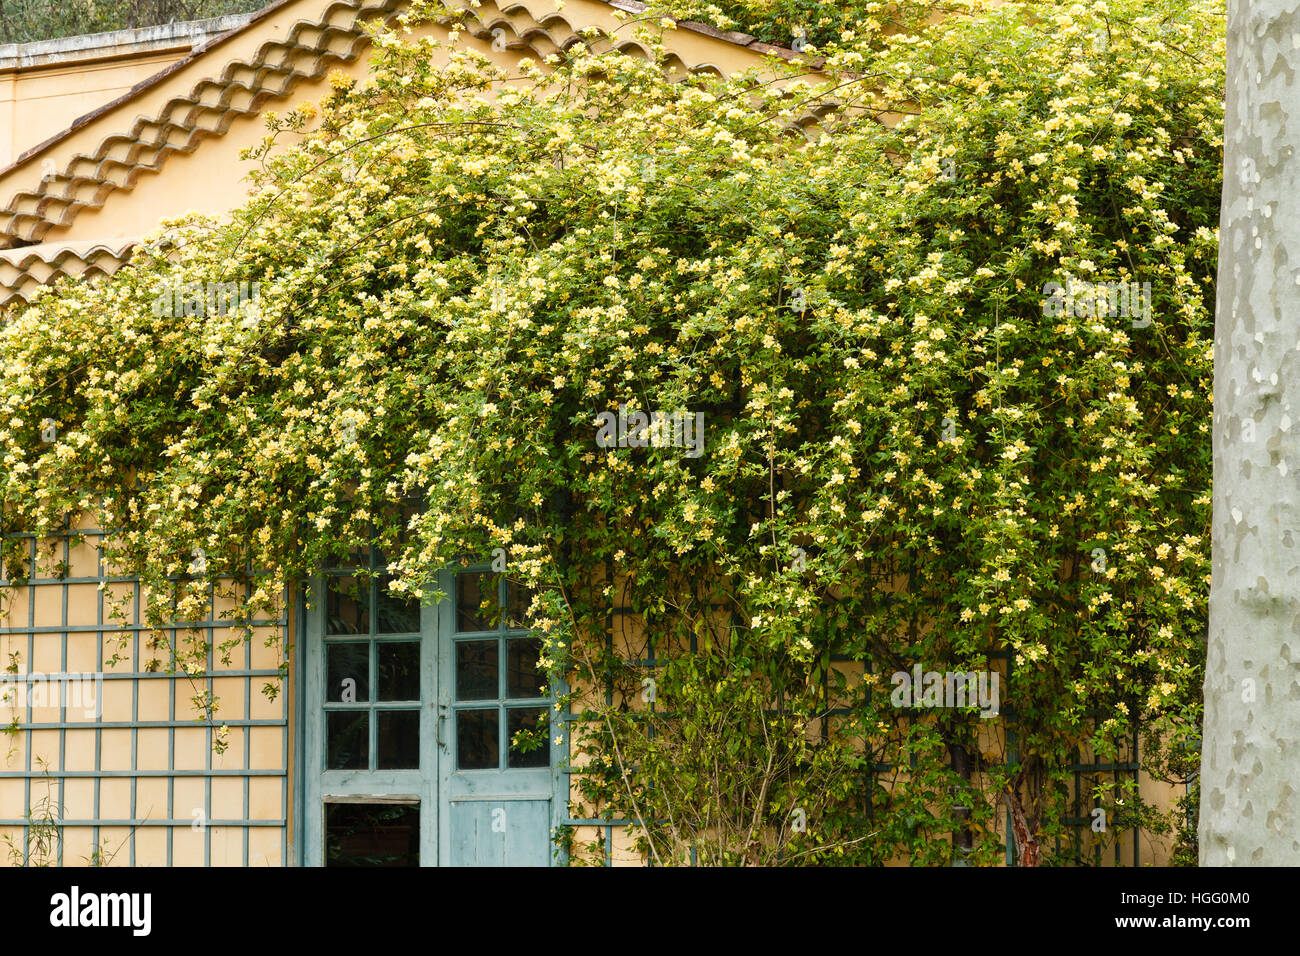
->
[0,0,1221,863]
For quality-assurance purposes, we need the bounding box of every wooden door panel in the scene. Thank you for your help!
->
[445,798,551,866]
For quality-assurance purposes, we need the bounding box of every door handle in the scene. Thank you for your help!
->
[436,703,449,749]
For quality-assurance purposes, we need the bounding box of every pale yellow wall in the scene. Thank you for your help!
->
[0,14,257,170]
[0,52,189,168]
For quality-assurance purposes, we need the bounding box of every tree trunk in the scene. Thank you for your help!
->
[1201,0,1300,865]
[1007,765,1041,867]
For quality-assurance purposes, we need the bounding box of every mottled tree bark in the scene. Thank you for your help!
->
[1202,0,1300,865]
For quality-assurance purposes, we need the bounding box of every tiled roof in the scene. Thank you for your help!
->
[0,240,135,307]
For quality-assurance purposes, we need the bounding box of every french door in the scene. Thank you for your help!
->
[301,559,560,866]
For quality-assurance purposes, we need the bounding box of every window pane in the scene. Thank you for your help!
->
[456,640,498,701]
[456,571,499,632]
[326,802,419,867]
[375,576,420,634]
[506,579,534,628]
[507,637,544,699]
[457,708,498,770]
[326,544,369,571]
[327,642,370,703]
[377,710,421,770]
[507,707,550,769]
[326,576,369,635]
[327,711,369,770]
[377,642,420,701]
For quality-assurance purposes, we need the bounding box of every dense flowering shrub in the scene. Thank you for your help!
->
[664,0,946,48]
[0,0,1222,863]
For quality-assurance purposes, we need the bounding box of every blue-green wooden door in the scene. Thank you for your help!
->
[436,566,556,867]
[302,564,558,866]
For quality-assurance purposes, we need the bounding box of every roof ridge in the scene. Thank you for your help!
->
[0,13,258,70]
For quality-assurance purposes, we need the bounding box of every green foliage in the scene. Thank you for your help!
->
[0,0,264,45]
[0,0,1221,863]
[657,0,950,49]
[2,761,61,865]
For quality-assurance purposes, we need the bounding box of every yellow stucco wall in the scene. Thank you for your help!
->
[0,53,188,168]
[0,15,257,169]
